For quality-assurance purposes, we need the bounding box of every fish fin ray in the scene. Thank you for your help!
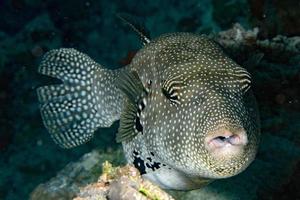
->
[116,70,147,143]
[37,48,123,148]
[116,13,151,45]
[116,70,146,103]
[116,100,138,143]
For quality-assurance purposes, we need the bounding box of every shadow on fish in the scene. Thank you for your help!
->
[36,14,260,190]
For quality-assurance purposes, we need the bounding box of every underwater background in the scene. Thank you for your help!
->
[0,0,299,199]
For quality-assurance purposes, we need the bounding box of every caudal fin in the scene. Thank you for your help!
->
[37,48,123,148]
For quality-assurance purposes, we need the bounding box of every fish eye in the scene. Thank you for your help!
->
[162,86,180,105]
[238,75,251,94]
[161,76,183,106]
[241,82,251,93]
[233,68,252,94]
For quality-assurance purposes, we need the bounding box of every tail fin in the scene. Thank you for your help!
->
[37,48,123,148]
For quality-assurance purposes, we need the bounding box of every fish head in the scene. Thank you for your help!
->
[145,60,260,180]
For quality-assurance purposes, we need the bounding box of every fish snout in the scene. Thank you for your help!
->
[204,128,248,158]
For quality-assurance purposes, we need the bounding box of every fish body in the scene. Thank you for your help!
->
[37,32,260,190]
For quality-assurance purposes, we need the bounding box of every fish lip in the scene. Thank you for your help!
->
[204,127,248,155]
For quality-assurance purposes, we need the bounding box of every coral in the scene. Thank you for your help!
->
[77,162,175,200]
[30,152,174,200]
[211,23,300,64]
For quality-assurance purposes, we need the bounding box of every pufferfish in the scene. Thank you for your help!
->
[36,17,260,190]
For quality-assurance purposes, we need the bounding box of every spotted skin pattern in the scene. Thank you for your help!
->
[37,33,260,190]
[123,33,260,189]
[37,49,124,148]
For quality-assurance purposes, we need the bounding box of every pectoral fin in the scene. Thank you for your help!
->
[116,70,147,143]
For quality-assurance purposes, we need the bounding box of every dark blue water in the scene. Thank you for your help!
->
[0,0,299,199]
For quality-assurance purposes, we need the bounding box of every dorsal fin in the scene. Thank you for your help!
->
[116,13,151,45]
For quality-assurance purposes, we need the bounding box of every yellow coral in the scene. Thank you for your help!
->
[101,161,118,180]
[139,186,160,200]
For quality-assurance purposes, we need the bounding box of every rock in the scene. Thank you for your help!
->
[30,150,124,200]
[211,23,300,66]
[76,162,175,200]
[30,153,175,200]
[73,182,108,200]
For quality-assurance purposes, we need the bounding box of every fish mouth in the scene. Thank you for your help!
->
[204,127,248,159]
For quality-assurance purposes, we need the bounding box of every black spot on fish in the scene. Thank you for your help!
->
[145,161,161,171]
[147,80,152,88]
[146,157,152,162]
[216,168,225,173]
[132,150,162,174]
[133,154,146,175]
[140,100,146,110]
[137,97,146,116]
[135,116,143,132]
[150,162,161,171]
[133,150,139,156]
